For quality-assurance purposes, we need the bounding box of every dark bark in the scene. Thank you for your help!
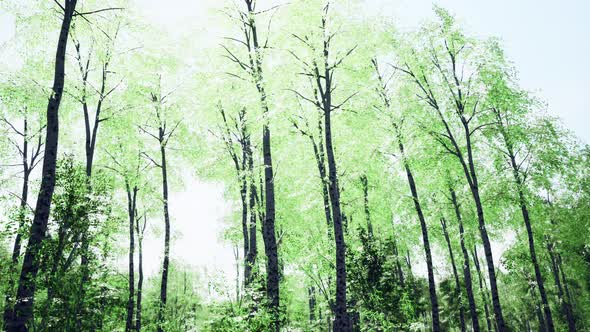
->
[396,38,507,330]
[547,241,575,331]
[557,254,576,331]
[405,250,414,279]
[392,239,405,288]
[309,286,317,324]
[245,134,258,286]
[292,113,332,236]
[218,106,253,286]
[462,122,506,332]
[240,2,280,328]
[126,183,138,331]
[493,108,554,331]
[135,215,147,331]
[158,127,171,332]
[450,187,480,331]
[360,174,373,236]
[324,104,349,332]
[440,217,466,332]
[472,245,494,332]
[73,31,114,326]
[7,1,77,330]
[396,127,440,331]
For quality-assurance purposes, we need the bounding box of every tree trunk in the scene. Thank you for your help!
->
[462,124,506,331]
[7,2,77,330]
[546,241,575,331]
[396,128,440,332]
[76,49,110,328]
[309,286,316,325]
[441,217,466,332]
[324,107,350,331]
[158,128,171,332]
[360,174,373,236]
[472,244,494,332]
[244,138,258,286]
[494,109,554,331]
[240,174,249,283]
[392,239,405,288]
[126,183,138,331]
[557,254,576,331]
[299,114,332,236]
[450,187,480,331]
[136,215,146,332]
[243,1,280,328]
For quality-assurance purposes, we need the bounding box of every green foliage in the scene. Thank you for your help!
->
[0,1,588,331]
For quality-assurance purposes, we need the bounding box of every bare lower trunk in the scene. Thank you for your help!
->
[494,109,554,331]
[450,188,480,331]
[126,184,138,331]
[309,286,316,324]
[244,128,257,287]
[441,218,466,332]
[547,241,575,331]
[243,2,280,327]
[473,244,494,332]
[557,254,576,331]
[324,110,350,332]
[7,2,77,330]
[158,134,171,332]
[462,126,506,331]
[392,239,405,288]
[397,129,440,332]
[136,216,145,331]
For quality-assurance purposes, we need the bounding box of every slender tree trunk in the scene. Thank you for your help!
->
[136,215,145,332]
[463,124,506,331]
[450,187,480,331]
[392,239,405,288]
[158,129,171,332]
[76,55,110,330]
[309,286,316,325]
[530,283,546,332]
[396,127,440,332]
[240,175,249,281]
[406,250,414,279]
[360,174,373,236]
[7,2,77,330]
[324,107,350,331]
[494,110,554,331]
[473,244,494,332]
[518,186,554,331]
[441,218,466,332]
[547,241,575,331]
[297,114,332,235]
[242,2,280,328]
[126,184,138,331]
[244,138,258,286]
[557,254,576,330]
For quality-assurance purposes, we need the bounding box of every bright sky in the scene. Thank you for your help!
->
[1,0,588,294]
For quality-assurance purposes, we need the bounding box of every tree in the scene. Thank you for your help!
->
[392,9,507,329]
[289,3,359,330]
[139,78,181,332]
[222,0,281,328]
[6,1,77,330]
